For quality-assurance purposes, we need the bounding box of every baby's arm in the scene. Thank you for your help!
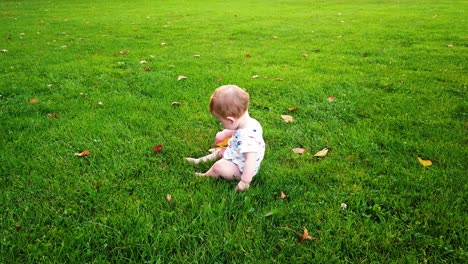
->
[235,152,257,192]
[215,129,234,145]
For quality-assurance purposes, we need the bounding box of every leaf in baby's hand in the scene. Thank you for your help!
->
[314,148,329,157]
[75,150,90,157]
[177,75,187,81]
[300,228,318,242]
[281,115,294,123]
[292,148,306,154]
[153,144,163,153]
[417,157,432,167]
[215,137,230,147]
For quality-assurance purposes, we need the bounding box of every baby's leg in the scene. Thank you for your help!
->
[198,159,241,181]
[186,148,225,164]
[186,153,217,164]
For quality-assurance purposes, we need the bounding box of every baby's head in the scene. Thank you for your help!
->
[210,85,250,118]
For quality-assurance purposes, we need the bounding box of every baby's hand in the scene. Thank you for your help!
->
[235,181,250,192]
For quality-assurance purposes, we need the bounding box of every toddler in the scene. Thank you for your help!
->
[186,85,265,192]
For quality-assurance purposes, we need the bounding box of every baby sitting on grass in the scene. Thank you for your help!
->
[186,85,265,192]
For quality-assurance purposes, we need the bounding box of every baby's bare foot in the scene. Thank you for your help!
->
[185,157,200,164]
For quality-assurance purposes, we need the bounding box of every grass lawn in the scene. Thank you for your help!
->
[1,0,466,262]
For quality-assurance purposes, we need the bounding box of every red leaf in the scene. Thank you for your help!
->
[153,144,163,153]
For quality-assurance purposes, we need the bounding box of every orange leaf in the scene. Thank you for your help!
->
[314,148,329,157]
[29,98,39,104]
[292,148,306,154]
[281,115,294,123]
[288,106,298,112]
[74,150,90,157]
[418,157,432,167]
[300,228,318,242]
[280,192,287,199]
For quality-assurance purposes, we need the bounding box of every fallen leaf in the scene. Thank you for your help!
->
[29,98,39,104]
[280,192,287,199]
[300,228,317,242]
[144,66,151,72]
[288,106,298,112]
[1,49,8,53]
[140,60,147,64]
[327,96,336,102]
[161,42,167,47]
[74,150,90,157]
[245,54,252,58]
[119,50,128,55]
[97,101,104,106]
[281,115,294,123]
[153,144,163,153]
[272,36,278,39]
[15,225,21,232]
[274,77,283,81]
[171,102,181,107]
[216,76,222,82]
[193,54,200,58]
[314,148,329,157]
[166,194,172,202]
[252,75,259,79]
[47,113,60,118]
[292,148,306,154]
[418,157,432,167]
[447,44,454,48]
[341,203,348,209]
[177,75,187,81]
[302,53,309,58]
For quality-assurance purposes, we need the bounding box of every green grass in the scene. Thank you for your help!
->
[1,0,466,262]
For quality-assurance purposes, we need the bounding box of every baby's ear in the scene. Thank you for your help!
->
[226,116,236,123]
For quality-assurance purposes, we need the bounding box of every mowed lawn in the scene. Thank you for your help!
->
[0,0,466,263]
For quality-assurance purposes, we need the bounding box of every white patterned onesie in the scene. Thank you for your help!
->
[223,118,265,175]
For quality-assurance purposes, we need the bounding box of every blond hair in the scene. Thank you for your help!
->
[210,85,250,118]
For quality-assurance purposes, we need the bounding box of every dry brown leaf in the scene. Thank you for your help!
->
[245,54,252,58]
[418,157,432,167]
[47,113,60,118]
[166,194,172,202]
[144,66,151,72]
[119,50,128,55]
[274,77,283,81]
[29,98,39,104]
[302,53,309,58]
[177,75,187,81]
[327,96,336,102]
[74,150,90,157]
[281,115,294,123]
[314,148,329,157]
[292,148,306,154]
[216,76,222,82]
[280,192,287,199]
[288,106,298,112]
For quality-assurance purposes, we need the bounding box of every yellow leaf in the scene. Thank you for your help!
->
[314,148,329,157]
[177,75,187,81]
[215,137,231,147]
[281,115,294,123]
[418,157,432,167]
